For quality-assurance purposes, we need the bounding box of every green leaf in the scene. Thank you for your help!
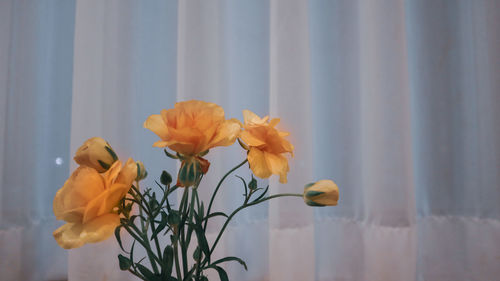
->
[193,246,201,261]
[305,199,325,207]
[183,267,196,281]
[199,202,205,220]
[136,264,156,281]
[98,160,110,170]
[202,212,228,222]
[170,234,178,244]
[213,266,229,281]
[163,245,174,277]
[151,212,168,240]
[193,224,211,264]
[252,185,269,203]
[235,175,248,198]
[149,196,160,214]
[305,190,324,197]
[209,256,248,271]
[105,145,119,161]
[118,254,132,271]
[168,211,181,226]
[161,170,173,186]
[304,182,315,189]
[114,226,127,253]
[164,149,179,159]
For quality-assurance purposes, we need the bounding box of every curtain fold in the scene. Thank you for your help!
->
[1,0,499,280]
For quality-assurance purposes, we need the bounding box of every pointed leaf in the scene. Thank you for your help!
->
[210,256,247,270]
[151,212,168,240]
[118,254,132,271]
[202,212,228,222]
[213,266,229,281]
[163,245,174,277]
[136,264,156,281]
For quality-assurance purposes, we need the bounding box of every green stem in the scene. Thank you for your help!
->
[149,215,163,262]
[173,227,183,280]
[204,159,248,230]
[135,181,160,275]
[123,224,162,265]
[128,269,144,280]
[179,187,190,278]
[202,193,303,268]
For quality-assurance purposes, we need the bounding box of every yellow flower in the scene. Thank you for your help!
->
[143,100,241,156]
[53,158,137,249]
[239,110,294,183]
[74,137,118,173]
[303,180,339,206]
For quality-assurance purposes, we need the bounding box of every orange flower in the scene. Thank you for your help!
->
[53,159,137,249]
[143,100,241,156]
[239,110,294,183]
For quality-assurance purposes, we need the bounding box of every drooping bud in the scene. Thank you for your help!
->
[303,180,339,207]
[74,137,118,173]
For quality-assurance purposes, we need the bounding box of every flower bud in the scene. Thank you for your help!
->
[303,179,339,207]
[160,170,172,186]
[74,137,118,173]
[135,161,147,181]
[176,157,210,187]
[248,175,258,190]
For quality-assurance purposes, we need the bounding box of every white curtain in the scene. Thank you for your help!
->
[1,0,499,280]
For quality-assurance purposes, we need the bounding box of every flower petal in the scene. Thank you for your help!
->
[53,213,120,249]
[82,183,129,223]
[144,114,169,140]
[53,167,105,221]
[247,148,272,179]
[208,119,241,149]
[239,130,266,147]
[243,110,269,125]
[115,158,137,186]
[264,152,289,183]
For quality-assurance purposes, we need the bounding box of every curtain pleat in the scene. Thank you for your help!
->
[1,0,499,280]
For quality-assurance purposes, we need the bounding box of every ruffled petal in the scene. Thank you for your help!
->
[53,167,105,221]
[247,148,272,179]
[82,182,129,223]
[115,158,137,186]
[101,160,122,188]
[53,213,120,249]
[243,109,269,126]
[208,119,241,149]
[264,152,289,183]
[144,114,169,140]
[239,130,266,147]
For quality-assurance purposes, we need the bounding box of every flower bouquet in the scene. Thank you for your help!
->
[53,100,339,281]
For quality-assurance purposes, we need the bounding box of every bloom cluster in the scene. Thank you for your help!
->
[52,100,339,280]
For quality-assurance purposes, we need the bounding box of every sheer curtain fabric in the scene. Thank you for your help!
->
[0,0,499,281]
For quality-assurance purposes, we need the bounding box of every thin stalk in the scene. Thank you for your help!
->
[204,159,248,230]
[179,187,190,277]
[135,181,160,274]
[149,216,163,262]
[128,269,144,280]
[173,227,183,280]
[123,224,162,265]
[202,193,303,268]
